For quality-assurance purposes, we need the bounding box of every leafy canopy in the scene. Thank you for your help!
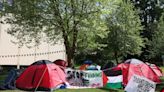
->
[105,0,145,62]
[149,13,164,58]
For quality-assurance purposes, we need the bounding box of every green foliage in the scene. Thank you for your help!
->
[131,0,164,39]
[2,0,110,66]
[76,20,108,54]
[149,13,164,58]
[105,0,145,63]
[131,0,164,60]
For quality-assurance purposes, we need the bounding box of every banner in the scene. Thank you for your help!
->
[125,75,156,92]
[65,69,103,88]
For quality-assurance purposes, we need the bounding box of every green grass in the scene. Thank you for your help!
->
[56,88,109,92]
[55,88,124,92]
[0,88,123,92]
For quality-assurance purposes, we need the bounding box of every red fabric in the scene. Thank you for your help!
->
[118,63,161,85]
[102,72,108,86]
[16,64,66,90]
[150,64,163,77]
[54,59,67,67]
[161,88,164,92]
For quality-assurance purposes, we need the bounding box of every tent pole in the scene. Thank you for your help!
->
[34,67,47,92]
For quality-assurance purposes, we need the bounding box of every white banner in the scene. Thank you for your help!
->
[125,75,156,92]
[65,69,103,88]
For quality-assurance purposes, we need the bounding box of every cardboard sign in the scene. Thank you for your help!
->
[125,75,156,92]
[65,69,103,88]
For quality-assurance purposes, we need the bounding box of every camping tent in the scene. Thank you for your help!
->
[116,59,161,86]
[53,59,67,67]
[79,60,101,70]
[53,59,67,70]
[79,60,93,70]
[0,68,24,90]
[16,60,66,91]
[146,62,163,77]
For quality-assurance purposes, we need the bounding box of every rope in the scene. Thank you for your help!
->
[101,67,113,72]
[34,66,48,92]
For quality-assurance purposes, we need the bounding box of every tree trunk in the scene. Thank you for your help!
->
[62,28,77,67]
[61,27,73,67]
[67,52,74,67]
[67,28,78,67]
[59,1,79,67]
[62,35,74,67]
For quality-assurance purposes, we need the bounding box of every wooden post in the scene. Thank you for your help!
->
[17,47,20,69]
[47,44,49,60]
[34,46,37,61]
[0,18,1,44]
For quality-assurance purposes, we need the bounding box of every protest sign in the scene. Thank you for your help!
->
[125,75,156,92]
[65,69,103,88]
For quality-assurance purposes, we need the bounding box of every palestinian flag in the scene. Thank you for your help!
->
[104,68,122,89]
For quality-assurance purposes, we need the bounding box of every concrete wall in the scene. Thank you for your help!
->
[0,22,66,67]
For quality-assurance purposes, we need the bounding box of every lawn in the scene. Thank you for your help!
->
[56,88,124,92]
[0,67,164,92]
[0,88,124,92]
[156,67,164,92]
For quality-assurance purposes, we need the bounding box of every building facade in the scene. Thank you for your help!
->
[0,21,66,68]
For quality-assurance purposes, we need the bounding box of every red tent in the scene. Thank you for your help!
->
[53,59,67,70]
[116,59,161,86]
[146,62,163,77]
[161,88,164,92]
[16,60,66,91]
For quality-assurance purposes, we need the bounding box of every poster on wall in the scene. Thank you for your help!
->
[125,75,156,92]
[65,69,103,88]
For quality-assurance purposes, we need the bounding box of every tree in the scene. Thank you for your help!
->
[74,19,108,60]
[74,0,120,65]
[131,0,164,60]
[131,0,164,39]
[149,13,164,59]
[2,0,109,67]
[105,0,145,64]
